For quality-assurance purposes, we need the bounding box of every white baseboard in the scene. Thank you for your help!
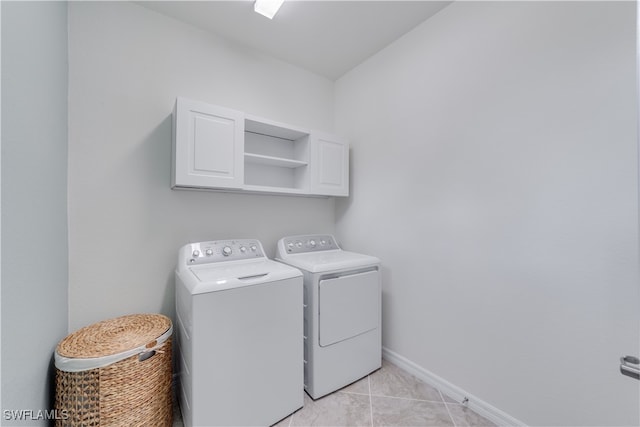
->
[382,347,526,427]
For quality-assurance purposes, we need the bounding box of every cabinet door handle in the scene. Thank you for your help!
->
[620,355,640,380]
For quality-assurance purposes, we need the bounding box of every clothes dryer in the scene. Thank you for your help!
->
[276,234,381,399]
[175,239,303,427]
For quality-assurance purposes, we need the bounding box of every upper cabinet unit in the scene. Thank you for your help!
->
[172,98,349,197]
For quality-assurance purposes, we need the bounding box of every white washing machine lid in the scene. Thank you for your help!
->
[180,259,302,294]
[276,250,380,273]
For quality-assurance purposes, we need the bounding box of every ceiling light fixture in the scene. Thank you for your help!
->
[254,0,284,19]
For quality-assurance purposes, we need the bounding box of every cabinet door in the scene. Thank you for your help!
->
[173,98,244,189]
[309,132,349,196]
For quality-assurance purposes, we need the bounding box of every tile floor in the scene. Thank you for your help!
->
[172,360,496,427]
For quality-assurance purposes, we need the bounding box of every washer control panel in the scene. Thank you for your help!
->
[185,239,265,265]
[282,234,339,254]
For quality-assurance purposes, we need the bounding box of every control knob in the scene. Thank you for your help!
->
[250,245,257,252]
[192,249,200,257]
[308,239,316,248]
[240,246,247,253]
[222,246,232,257]
[205,249,213,256]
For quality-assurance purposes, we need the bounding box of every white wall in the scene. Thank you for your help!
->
[335,2,639,426]
[1,1,69,424]
[67,2,336,330]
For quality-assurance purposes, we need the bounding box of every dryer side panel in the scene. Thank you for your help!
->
[319,269,380,347]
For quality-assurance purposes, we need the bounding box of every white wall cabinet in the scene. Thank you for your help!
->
[310,132,349,197]
[172,98,349,197]
[172,98,245,189]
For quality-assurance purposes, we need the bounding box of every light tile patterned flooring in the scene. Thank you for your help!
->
[173,360,496,426]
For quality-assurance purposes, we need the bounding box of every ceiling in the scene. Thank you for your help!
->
[138,1,452,80]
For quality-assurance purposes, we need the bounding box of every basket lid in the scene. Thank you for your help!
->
[57,314,172,358]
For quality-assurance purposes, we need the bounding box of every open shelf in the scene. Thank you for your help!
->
[244,153,308,169]
[243,117,310,193]
[245,116,309,141]
[242,184,311,195]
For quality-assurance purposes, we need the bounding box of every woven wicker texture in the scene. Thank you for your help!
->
[55,369,101,426]
[55,314,173,427]
[57,314,172,358]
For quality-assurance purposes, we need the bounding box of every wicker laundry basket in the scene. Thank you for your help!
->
[54,314,173,427]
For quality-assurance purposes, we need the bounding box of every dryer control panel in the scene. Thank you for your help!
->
[280,234,339,254]
[181,239,265,266]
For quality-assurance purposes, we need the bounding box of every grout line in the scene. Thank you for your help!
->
[368,393,449,404]
[338,390,371,396]
[340,388,448,405]
[440,389,458,427]
[368,375,374,427]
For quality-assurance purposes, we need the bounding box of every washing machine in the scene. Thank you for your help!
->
[275,234,381,399]
[175,239,303,427]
